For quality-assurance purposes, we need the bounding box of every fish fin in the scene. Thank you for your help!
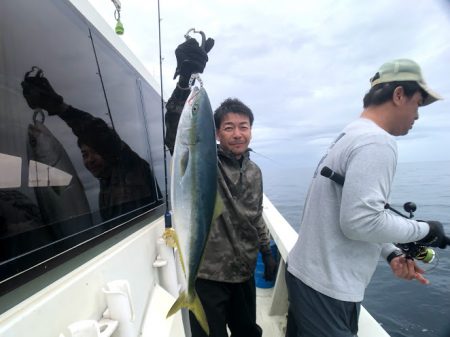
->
[212,192,224,221]
[190,292,210,336]
[180,150,189,177]
[167,290,209,335]
[166,291,187,318]
[163,228,187,278]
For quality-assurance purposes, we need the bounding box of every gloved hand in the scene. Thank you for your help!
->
[173,36,214,82]
[262,252,278,282]
[418,221,448,249]
[21,71,63,115]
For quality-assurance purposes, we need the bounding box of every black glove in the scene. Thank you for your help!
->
[262,252,278,282]
[21,70,63,115]
[418,221,448,249]
[173,36,214,81]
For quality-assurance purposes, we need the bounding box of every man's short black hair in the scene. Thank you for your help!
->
[363,81,427,108]
[214,98,254,129]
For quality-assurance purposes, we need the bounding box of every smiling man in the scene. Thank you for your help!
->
[285,58,448,337]
[214,100,252,157]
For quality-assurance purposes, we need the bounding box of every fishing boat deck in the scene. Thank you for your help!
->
[256,287,286,336]
[255,284,391,337]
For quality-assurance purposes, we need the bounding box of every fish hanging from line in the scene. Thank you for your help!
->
[164,85,223,336]
[27,114,93,235]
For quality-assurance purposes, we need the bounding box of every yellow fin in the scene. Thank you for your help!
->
[163,228,187,278]
[167,290,209,335]
[212,192,224,221]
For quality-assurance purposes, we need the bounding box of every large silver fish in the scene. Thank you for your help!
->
[165,86,222,335]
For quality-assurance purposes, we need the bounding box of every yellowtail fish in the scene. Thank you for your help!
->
[165,86,223,335]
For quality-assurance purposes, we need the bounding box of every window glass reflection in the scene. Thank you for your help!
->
[87,30,163,220]
[0,0,164,286]
[0,154,22,188]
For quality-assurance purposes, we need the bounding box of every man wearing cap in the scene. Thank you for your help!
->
[285,59,448,337]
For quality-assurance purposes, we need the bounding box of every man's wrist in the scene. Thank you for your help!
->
[178,75,190,89]
[387,250,403,264]
[176,82,190,91]
[48,102,69,115]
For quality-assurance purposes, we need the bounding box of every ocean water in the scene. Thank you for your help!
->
[261,161,450,337]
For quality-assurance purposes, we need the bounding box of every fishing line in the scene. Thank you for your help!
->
[157,0,172,225]
[249,149,280,165]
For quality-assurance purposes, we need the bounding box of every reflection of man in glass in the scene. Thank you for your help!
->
[21,69,161,220]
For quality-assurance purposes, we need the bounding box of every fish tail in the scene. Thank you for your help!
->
[167,290,209,335]
[190,292,210,336]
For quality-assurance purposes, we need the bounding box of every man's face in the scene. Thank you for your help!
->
[80,144,108,178]
[216,112,252,158]
[394,90,423,136]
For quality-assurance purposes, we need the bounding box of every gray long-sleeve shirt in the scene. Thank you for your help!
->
[287,118,429,302]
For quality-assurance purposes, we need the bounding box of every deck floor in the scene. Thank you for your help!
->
[256,287,286,337]
[254,287,391,337]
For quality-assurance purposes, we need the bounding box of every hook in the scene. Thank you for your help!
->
[184,28,206,50]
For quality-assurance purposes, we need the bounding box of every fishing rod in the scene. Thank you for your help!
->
[88,28,116,131]
[320,166,450,263]
[155,0,174,232]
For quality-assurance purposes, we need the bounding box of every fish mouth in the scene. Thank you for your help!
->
[187,88,201,104]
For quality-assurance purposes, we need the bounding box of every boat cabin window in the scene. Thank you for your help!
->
[0,0,164,292]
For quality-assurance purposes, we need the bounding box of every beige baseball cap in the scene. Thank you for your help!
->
[370,58,442,106]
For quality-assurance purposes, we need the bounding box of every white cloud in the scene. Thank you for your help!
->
[88,0,450,166]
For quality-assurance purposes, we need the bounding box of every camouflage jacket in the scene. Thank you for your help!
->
[165,87,271,282]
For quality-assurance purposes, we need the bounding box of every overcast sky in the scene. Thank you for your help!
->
[88,0,450,169]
